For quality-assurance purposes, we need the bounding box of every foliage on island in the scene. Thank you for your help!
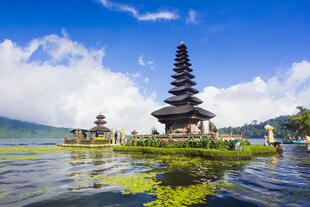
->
[118,137,276,160]
[219,115,294,138]
[0,116,71,138]
[125,137,250,150]
[285,106,310,137]
[114,145,277,160]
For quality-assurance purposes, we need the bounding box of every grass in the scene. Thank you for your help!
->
[113,145,277,160]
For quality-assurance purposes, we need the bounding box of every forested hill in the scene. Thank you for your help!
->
[219,115,293,138]
[0,116,71,138]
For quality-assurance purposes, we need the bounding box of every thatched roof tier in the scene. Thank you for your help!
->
[174,57,190,62]
[174,60,192,67]
[171,77,196,86]
[176,53,188,58]
[176,48,187,53]
[70,129,88,133]
[171,71,195,79]
[164,94,203,106]
[94,119,107,125]
[176,51,188,57]
[151,105,215,120]
[89,126,110,132]
[177,42,187,49]
[173,66,193,73]
[168,85,198,95]
[96,114,105,119]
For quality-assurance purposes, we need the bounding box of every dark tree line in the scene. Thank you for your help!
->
[219,115,295,138]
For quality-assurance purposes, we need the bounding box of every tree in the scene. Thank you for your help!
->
[285,106,310,137]
[227,127,232,135]
[151,127,159,135]
[251,120,258,125]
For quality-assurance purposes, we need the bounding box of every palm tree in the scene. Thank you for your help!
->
[286,106,310,138]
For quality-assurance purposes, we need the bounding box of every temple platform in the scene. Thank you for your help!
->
[57,143,120,148]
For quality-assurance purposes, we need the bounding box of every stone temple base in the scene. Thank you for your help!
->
[57,143,120,148]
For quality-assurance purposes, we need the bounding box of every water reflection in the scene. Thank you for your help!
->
[0,140,310,207]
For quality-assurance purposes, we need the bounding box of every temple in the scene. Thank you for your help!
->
[151,42,215,135]
[89,113,110,138]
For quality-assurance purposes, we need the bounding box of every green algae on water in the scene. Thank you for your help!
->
[0,154,41,160]
[7,155,41,160]
[19,187,55,199]
[0,146,112,154]
[74,172,231,207]
[0,192,9,199]
[0,163,8,168]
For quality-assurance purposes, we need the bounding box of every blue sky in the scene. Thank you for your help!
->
[0,0,310,131]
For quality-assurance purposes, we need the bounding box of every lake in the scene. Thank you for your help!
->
[0,138,309,207]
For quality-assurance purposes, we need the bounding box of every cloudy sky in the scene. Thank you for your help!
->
[0,0,310,133]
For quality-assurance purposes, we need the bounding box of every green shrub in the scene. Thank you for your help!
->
[125,138,236,150]
[114,144,277,160]
[243,145,276,155]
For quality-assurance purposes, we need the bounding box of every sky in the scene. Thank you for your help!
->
[0,0,310,133]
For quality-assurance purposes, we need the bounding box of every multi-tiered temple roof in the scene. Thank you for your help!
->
[151,42,215,134]
[89,113,110,134]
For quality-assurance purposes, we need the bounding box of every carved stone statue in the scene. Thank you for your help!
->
[208,121,217,133]
[264,125,275,146]
[110,129,114,144]
[131,130,137,141]
[199,121,205,134]
[120,131,125,144]
[116,130,121,144]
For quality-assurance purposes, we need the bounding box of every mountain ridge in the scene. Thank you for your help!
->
[0,116,71,138]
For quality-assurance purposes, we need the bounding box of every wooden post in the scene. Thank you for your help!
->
[110,129,114,144]
[199,121,204,134]
[215,131,219,140]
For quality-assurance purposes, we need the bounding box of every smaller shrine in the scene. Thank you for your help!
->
[70,129,88,139]
[89,113,110,139]
[59,113,127,147]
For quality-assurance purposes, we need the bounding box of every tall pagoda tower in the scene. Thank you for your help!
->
[151,42,215,135]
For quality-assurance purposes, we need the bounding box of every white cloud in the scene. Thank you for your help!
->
[186,9,198,24]
[1,33,309,134]
[138,55,145,66]
[147,60,154,65]
[0,33,163,134]
[99,0,178,21]
[198,61,310,128]
[143,77,149,83]
[138,12,177,21]
[138,55,155,69]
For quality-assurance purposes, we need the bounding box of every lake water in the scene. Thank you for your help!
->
[0,138,309,207]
